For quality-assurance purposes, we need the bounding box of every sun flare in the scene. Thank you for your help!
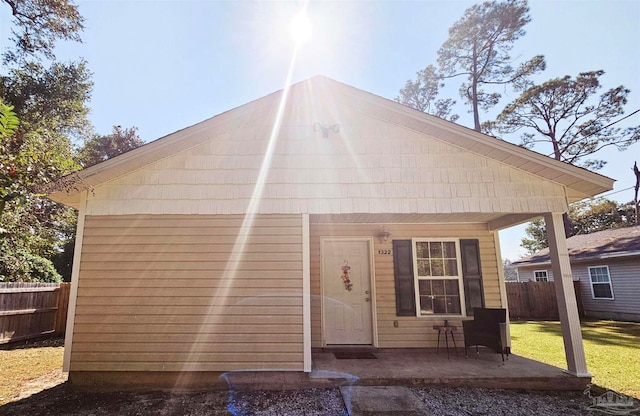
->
[289,11,312,46]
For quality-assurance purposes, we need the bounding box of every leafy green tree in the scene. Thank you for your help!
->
[0,101,19,138]
[437,0,545,131]
[396,65,459,122]
[2,0,84,63]
[0,59,92,216]
[0,199,68,282]
[51,214,76,281]
[79,126,144,168]
[1,0,90,282]
[520,198,637,254]
[520,218,548,255]
[570,199,636,235]
[0,247,62,282]
[0,100,19,235]
[493,71,640,170]
[502,259,518,281]
[1,60,93,140]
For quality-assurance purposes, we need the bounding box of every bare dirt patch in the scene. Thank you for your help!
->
[0,384,345,416]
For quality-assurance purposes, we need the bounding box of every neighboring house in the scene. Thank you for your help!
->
[513,226,640,322]
[47,76,613,386]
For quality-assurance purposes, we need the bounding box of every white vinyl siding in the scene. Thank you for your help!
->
[71,214,304,372]
[83,108,569,217]
[588,266,614,300]
[516,267,556,282]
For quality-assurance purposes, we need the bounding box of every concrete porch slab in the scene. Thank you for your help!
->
[312,349,590,391]
[70,349,589,392]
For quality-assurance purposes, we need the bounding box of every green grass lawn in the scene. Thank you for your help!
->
[510,320,640,399]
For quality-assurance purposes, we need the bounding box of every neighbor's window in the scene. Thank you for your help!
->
[413,239,464,316]
[534,270,548,282]
[589,266,614,299]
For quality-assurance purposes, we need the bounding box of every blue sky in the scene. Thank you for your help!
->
[2,0,639,260]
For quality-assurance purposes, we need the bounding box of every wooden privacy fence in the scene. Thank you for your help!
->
[506,281,584,320]
[0,282,70,345]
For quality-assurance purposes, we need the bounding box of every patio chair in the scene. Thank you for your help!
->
[462,307,510,361]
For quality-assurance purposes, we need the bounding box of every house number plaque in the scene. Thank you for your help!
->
[377,250,392,255]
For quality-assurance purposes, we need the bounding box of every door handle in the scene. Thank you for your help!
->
[365,298,370,302]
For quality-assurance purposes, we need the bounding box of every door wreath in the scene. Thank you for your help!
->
[341,261,353,291]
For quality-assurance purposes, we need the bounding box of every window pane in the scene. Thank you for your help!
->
[444,280,459,295]
[589,267,610,283]
[431,259,444,276]
[444,259,458,276]
[418,280,432,295]
[417,260,430,276]
[593,283,612,299]
[432,280,445,296]
[420,296,434,314]
[416,242,429,259]
[443,242,456,258]
[446,296,461,314]
[429,242,443,258]
[433,297,446,313]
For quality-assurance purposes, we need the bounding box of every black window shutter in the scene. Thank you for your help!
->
[393,239,416,316]
[460,239,484,316]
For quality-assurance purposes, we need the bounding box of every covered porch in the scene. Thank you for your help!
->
[221,348,590,392]
[309,348,590,391]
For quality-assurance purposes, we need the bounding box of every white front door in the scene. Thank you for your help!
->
[322,240,373,345]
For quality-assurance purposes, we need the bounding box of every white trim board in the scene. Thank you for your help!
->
[63,191,87,371]
[302,214,312,372]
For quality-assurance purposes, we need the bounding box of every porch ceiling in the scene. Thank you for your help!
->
[310,213,541,230]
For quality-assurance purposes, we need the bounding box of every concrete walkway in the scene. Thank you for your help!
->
[341,386,426,416]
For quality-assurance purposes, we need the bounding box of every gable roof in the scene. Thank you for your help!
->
[513,225,640,266]
[47,76,613,210]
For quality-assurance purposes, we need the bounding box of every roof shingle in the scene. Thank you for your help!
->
[513,225,640,265]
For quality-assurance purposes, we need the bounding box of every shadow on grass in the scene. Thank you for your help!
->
[0,382,231,416]
[511,320,640,349]
[0,338,64,351]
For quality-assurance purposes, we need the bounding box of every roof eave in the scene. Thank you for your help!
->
[46,76,615,207]
[515,250,640,268]
[328,78,614,199]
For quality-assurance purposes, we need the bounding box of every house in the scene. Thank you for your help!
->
[513,225,640,322]
[47,76,613,387]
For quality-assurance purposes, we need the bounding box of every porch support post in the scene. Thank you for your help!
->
[493,232,511,348]
[544,212,590,377]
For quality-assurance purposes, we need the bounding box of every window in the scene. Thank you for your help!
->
[589,266,614,299]
[533,270,548,282]
[393,239,483,317]
[413,239,465,316]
